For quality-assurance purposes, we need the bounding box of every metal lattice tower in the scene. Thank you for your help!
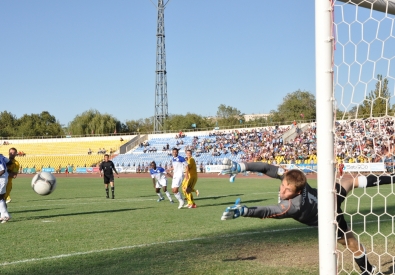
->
[153,0,169,133]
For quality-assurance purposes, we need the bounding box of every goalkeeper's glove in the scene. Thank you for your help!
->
[221,198,246,220]
[220,159,245,182]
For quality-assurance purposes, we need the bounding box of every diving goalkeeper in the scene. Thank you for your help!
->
[220,159,382,275]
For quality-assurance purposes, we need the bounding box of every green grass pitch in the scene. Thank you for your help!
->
[1,175,393,275]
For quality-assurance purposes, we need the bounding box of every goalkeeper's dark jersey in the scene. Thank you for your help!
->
[243,163,319,226]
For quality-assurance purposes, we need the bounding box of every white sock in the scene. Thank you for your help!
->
[165,191,172,201]
[157,193,164,199]
[0,199,9,218]
[174,192,183,202]
[358,176,367,188]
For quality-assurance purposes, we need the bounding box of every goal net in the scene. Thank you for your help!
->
[317,0,395,274]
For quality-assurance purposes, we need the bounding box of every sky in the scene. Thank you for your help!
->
[0,1,317,126]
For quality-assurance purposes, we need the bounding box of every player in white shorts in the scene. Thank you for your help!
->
[167,148,187,209]
[172,176,183,188]
[149,161,174,203]
[0,154,11,223]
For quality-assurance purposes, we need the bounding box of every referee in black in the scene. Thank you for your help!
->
[99,154,119,199]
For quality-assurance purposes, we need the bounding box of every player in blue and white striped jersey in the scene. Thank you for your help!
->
[149,161,174,203]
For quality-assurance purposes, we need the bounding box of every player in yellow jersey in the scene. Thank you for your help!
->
[5,148,19,204]
[182,149,199,208]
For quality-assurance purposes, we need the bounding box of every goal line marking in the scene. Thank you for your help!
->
[1,218,389,267]
[0,226,311,266]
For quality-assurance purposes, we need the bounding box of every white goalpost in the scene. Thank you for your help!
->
[316,0,395,274]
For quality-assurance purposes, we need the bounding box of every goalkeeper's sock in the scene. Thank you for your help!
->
[354,247,373,274]
[111,187,115,198]
[358,175,394,188]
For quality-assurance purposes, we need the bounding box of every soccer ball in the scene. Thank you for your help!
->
[31,172,57,196]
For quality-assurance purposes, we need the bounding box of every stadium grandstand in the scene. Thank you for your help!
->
[0,121,316,174]
[2,117,390,175]
[0,135,135,173]
[111,124,302,171]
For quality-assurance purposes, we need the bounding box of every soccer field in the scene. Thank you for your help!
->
[1,175,392,275]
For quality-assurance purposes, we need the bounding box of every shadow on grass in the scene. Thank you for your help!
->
[198,198,269,208]
[27,196,118,202]
[11,208,64,214]
[1,224,319,275]
[222,256,257,261]
[382,261,394,275]
[19,208,150,221]
[137,195,160,198]
[137,194,246,200]
[194,194,244,201]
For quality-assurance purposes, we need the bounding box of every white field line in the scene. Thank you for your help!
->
[1,218,391,267]
[1,226,311,266]
[14,184,394,209]
[11,198,163,209]
[13,194,274,209]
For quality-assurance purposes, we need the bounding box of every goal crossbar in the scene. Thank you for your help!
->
[337,0,395,15]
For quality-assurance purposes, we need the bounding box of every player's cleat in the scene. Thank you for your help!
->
[170,200,174,204]
[157,197,165,202]
[196,190,200,197]
[221,198,244,220]
[112,196,115,199]
[188,204,197,209]
[220,159,245,183]
[1,216,11,224]
[184,204,192,208]
[106,195,109,199]
[361,265,377,275]
[178,199,185,209]
[6,199,11,204]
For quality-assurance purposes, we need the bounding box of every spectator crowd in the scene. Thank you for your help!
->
[116,117,395,174]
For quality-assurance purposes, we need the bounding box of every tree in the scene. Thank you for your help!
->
[124,117,154,134]
[67,110,119,135]
[247,116,271,127]
[118,122,129,133]
[215,104,244,127]
[358,75,391,117]
[0,111,17,137]
[17,111,63,137]
[268,90,316,124]
[163,113,214,132]
[335,108,346,120]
